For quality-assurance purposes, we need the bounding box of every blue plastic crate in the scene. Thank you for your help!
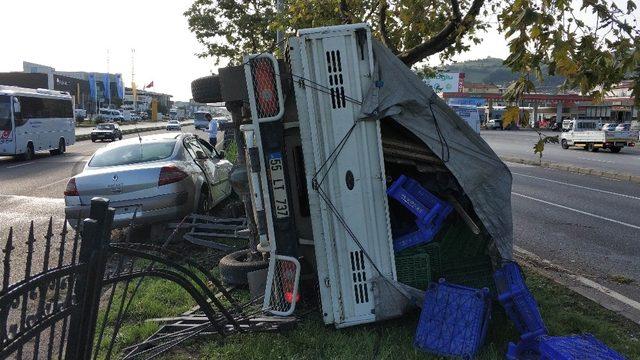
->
[507,340,541,360]
[387,175,453,251]
[494,262,547,341]
[393,227,436,252]
[539,334,626,360]
[414,279,491,358]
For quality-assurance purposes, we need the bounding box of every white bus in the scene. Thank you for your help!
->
[0,86,75,160]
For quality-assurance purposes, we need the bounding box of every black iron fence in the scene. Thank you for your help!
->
[1,197,293,360]
[0,198,113,359]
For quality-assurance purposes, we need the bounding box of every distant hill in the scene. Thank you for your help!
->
[443,57,566,92]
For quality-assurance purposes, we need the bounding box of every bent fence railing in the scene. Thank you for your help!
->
[1,197,292,360]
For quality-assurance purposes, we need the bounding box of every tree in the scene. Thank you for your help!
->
[184,0,639,104]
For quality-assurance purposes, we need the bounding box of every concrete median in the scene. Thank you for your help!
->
[75,121,194,142]
[500,155,640,185]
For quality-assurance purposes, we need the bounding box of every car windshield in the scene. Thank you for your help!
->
[0,95,12,131]
[97,124,114,130]
[89,140,176,167]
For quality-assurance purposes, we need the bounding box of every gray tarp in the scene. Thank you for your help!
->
[360,40,513,259]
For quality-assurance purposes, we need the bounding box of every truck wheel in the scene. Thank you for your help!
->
[191,75,222,103]
[610,146,621,153]
[587,143,599,152]
[561,139,569,149]
[218,249,268,285]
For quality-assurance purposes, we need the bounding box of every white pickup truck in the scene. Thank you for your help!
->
[560,119,637,153]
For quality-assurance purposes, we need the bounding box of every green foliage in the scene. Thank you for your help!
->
[185,0,490,65]
[185,0,639,104]
[533,130,559,163]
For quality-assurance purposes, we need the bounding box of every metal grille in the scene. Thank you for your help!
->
[250,57,280,119]
[263,255,300,316]
[349,250,369,304]
[325,50,346,109]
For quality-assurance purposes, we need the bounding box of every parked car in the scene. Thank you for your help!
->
[91,123,123,142]
[486,118,502,130]
[96,108,123,122]
[166,120,182,131]
[74,108,87,121]
[601,123,617,131]
[615,123,631,131]
[64,133,233,228]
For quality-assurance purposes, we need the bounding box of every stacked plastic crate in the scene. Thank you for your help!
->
[387,175,452,289]
[495,262,626,360]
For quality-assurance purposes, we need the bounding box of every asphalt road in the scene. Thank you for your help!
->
[482,130,640,176]
[509,162,640,303]
[0,125,201,284]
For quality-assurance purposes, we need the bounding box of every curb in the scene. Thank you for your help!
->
[514,247,640,325]
[500,155,640,185]
[75,122,194,142]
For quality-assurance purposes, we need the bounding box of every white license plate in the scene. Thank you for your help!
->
[268,152,290,219]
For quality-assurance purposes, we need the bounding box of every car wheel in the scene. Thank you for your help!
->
[119,134,123,140]
[218,249,268,285]
[91,138,96,142]
[561,139,569,149]
[610,146,622,153]
[197,187,211,214]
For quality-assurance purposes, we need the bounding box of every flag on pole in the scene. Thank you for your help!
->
[115,74,124,99]
[103,74,111,101]
[88,73,97,99]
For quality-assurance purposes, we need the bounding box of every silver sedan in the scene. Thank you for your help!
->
[64,133,233,228]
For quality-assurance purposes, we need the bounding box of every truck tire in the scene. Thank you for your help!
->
[561,139,569,149]
[610,146,621,153]
[587,143,598,152]
[218,249,268,285]
[191,75,222,104]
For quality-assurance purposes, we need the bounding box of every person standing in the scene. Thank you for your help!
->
[206,113,218,147]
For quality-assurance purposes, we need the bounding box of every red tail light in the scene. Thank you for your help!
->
[252,57,279,118]
[64,178,79,196]
[285,291,301,304]
[158,166,188,186]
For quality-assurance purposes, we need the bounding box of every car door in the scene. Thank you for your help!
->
[184,137,220,203]
[196,138,232,203]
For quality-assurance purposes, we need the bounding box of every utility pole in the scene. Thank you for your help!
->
[107,49,111,108]
[131,48,136,112]
[276,0,285,54]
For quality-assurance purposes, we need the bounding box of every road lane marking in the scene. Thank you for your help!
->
[514,246,640,312]
[512,192,640,230]
[6,161,34,169]
[36,177,71,190]
[512,172,640,201]
[0,194,65,203]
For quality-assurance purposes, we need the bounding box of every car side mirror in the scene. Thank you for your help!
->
[196,150,208,160]
[217,150,225,159]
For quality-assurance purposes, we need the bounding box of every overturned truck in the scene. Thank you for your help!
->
[192,24,513,328]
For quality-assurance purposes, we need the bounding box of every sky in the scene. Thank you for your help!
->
[0,1,512,101]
